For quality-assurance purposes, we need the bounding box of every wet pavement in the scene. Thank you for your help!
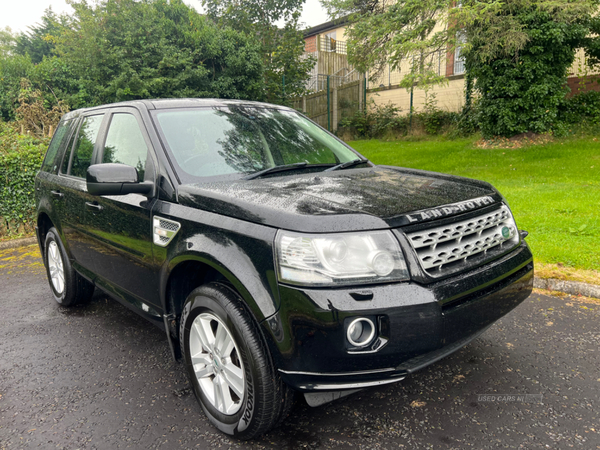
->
[1,245,599,449]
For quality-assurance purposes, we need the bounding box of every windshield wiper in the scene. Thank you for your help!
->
[324,158,367,172]
[243,162,308,180]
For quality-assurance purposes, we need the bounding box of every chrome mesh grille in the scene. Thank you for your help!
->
[153,216,181,247]
[406,205,519,275]
[158,219,179,232]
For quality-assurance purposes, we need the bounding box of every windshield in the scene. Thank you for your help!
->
[153,106,363,181]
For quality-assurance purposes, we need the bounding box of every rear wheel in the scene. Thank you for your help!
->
[44,227,94,306]
[180,282,293,439]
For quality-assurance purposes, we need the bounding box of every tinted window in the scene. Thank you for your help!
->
[70,115,104,178]
[42,119,74,172]
[60,128,78,175]
[154,106,358,179]
[102,113,148,182]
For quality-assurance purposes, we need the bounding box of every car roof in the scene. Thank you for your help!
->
[61,98,293,121]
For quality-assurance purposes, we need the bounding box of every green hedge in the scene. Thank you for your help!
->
[560,91,600,125]
[0,123,48,237]
[338,101,463,140]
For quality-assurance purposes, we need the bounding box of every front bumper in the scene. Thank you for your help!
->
[269,241,533,392]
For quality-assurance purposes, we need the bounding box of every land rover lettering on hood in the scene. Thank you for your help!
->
[35,99,533,440]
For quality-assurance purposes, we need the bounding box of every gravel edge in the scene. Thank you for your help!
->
[0,236,37,250]
[533,277,600,300]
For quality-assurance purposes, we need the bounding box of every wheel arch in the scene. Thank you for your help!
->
[36,212,54,260]
[162,255,280,359]
[164,258,229,319]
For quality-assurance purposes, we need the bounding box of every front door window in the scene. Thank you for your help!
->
[102,113,149,182]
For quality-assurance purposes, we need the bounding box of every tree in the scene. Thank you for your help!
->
[202,0,315,104]
[0,54,33,121]
[54,0,264,106]
[0,0,268,121]
[322,0,598,136]
[0,27,15,58]
[577,10,600,68]
[1,12,83,121]
[459,1,593,137]
[0,27,21,120]
[321,0,455,91]
[15,8,69,64]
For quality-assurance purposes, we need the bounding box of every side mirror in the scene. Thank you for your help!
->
[87,163,153,196]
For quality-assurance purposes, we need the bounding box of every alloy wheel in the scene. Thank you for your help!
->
[189,313,245,415]
[47,240,65,294]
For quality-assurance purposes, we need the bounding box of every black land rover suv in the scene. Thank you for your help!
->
[35,99,533,439]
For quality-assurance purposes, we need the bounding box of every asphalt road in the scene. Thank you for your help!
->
[1,245,599,450]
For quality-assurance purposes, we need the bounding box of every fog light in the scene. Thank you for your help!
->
[347,318,376,347]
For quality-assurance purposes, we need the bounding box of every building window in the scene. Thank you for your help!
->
[454,32,466,75]
[322,31,336,52]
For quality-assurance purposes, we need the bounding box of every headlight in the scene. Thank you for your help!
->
[275,230,409,286]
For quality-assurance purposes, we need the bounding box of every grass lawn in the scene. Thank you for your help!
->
[350,136,600,273]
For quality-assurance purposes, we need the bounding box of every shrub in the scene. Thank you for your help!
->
[339,101,407,139]
[339,99,462,139]
[0,122,48,237]
[559,91,600,125]
[15,79,68,137]
[417,97,461,136]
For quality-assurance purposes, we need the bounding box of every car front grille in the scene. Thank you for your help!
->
[406,204,520,277]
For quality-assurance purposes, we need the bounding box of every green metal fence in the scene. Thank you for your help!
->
[292,75,366,132]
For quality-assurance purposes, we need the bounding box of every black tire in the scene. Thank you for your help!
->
[180,282,293,440]
[44,227,94,307]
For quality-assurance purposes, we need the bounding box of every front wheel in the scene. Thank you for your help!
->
[180,282,293,439]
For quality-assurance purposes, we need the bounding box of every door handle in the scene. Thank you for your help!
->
[85,202,103,212]
[50,190,64,199]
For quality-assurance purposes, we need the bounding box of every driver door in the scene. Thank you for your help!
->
[85,108,162,315]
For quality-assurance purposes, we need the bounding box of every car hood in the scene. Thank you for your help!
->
[177,166,502,233]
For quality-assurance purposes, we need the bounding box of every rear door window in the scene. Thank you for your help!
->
[68,114,104,178]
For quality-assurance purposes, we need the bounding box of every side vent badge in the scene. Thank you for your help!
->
[153,216,181,247]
